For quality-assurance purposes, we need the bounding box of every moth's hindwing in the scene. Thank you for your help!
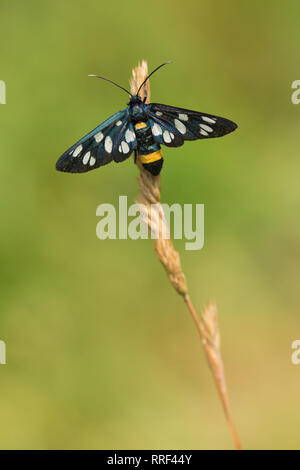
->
[145,103,237,148]
[56,109,136,173]
[113,122,137,163]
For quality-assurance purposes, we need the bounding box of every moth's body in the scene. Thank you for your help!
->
[56,67,238,176]
[129,96,163,175]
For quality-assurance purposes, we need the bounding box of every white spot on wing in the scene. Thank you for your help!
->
[202,116,216,124]
[94,131,104,143]
[200,129,209,136]
[152,123,162,136]
[104,136,113,153]
[116,120,122,126]
[89,156,96,166]
[125,129,135,143]
[178,113,188,121]
[200,124,213,133]
[73,144,83,157]
[121,141,130,153]
[155,111,163,116]
[163,130,172,143]
[118,144,122,153]
[83,151,91,165]
[174,119,186,134]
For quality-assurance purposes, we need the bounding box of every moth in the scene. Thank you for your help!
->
[56,62,237,176]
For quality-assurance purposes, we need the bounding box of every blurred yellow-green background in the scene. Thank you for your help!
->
[0,0,300,450]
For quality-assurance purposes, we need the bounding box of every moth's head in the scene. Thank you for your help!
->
[129,95,145,120]
[128,95,142,106]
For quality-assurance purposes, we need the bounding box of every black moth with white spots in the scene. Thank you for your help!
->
[56,63,237,176]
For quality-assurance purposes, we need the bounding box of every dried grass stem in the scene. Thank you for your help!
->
[130,61,241,450]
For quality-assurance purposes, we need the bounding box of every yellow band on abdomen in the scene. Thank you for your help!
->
[135,122,147,130]
[139,149,162,164]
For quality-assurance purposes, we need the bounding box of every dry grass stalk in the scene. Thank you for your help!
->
[130,61,241,450]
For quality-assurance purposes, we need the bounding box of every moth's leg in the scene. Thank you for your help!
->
[143,86,148,103]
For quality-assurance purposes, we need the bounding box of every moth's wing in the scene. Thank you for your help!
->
[145,103,237,148]
[111,121,137,163]
[56,109,136,173]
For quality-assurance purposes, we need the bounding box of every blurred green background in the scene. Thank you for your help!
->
[0,0,300,450]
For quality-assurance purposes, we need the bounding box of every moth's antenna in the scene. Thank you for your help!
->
[137,61,174,96]
[88,74,133,97]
